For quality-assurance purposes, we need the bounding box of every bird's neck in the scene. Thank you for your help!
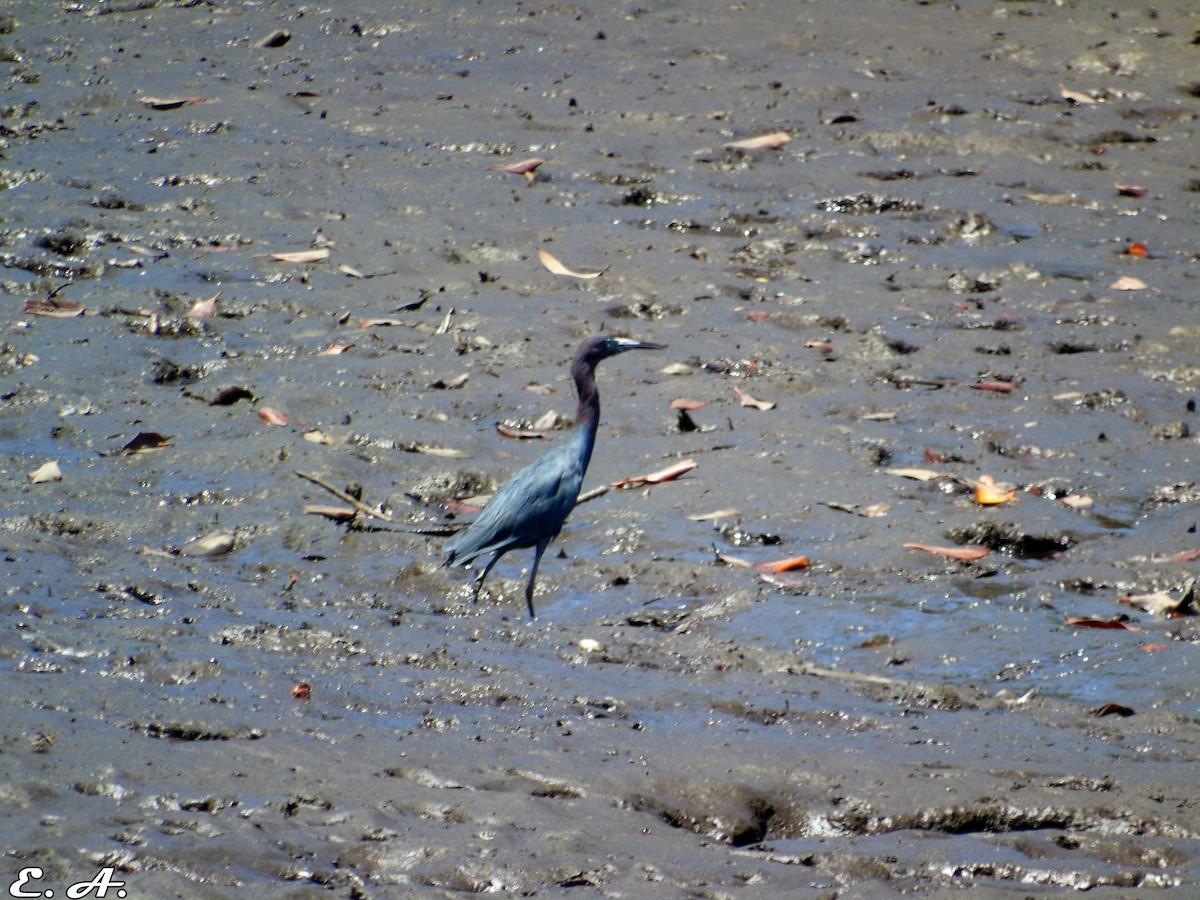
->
[571,360,601,456]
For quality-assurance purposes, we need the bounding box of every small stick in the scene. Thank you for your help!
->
[295,470,393,522]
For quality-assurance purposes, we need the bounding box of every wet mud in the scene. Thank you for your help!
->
[1,1,1197,896]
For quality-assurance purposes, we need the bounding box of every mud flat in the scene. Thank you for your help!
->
[1,1,1197,896]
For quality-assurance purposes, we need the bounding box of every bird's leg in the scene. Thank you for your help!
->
[524,538,552,619]
[471,552,502,604]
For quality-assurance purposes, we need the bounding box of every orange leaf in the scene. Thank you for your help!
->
[611,459,697,488]
[975,474,1016,506]
[1126,241,1148,257]
[259,407,288,426]
[755,555,810,574]
[670,398,706,411]
[904,543,989,560]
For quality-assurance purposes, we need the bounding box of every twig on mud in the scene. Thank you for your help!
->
[295,470,393,522]
[575,485,610,505]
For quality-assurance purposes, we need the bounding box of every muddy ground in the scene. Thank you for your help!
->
[1,1,1198,896]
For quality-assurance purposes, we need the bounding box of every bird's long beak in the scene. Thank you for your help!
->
[614,337,666,352]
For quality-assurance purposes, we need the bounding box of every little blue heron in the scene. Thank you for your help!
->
[444,333,664,617]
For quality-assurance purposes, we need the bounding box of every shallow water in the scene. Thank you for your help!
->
[2,1,1197,896]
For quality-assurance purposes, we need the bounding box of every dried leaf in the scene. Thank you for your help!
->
[904,543,989,560]
[975,474,1016,506]
[1025,192,1077,205]
[1093,703,1135,718]
[207,386,255,406]
[532,410,560,432]
[886,467,944,482]
[1065,616,1141,631]
[970,379,1020,393]
[1126,241,1148,257]
[140,96,206,110]
[661,362,693,376]
[733,386,775,411]
[1109,275,1148,291]
[1059,84,1098,105]
[411,444,471,459]
[1060,494,1093,510]
[716,552,753,568]
[187,290,221,319]
[755,555,809,574]
[317,343,353,356]
[1115,183,1147,198]
[805,339,834,353]
[256,29,292,48]
[496,423,549,440]
[822,501,890,518]
[537,247,604,279]
[303,429,335,445]
[688,508,739,522]
[487,157,544,175]
[430,373,469,390]
[25,297,84,318]
[612,459,697,488]
[258,407,288,426]
[338,264,365,278]
[304,504,356,521]
[178,531,235,557]
[28,460,62,484]
[120,432,172,455]
[670,398,706,411]
[1119,580,1195,618]
[291,682,311,699]
[358,317,412,329]
[724,131,790,151]
[859,411,896,421]
[255,248,330,264]
[577,638,603,653]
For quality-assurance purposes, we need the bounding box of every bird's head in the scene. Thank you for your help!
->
[579,333,665,365]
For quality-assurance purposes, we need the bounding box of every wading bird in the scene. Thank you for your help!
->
[444,333,663,617]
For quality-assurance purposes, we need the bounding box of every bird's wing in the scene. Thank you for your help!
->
[444,445,585,566]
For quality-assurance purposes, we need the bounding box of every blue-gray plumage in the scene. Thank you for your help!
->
[444,333,664,617]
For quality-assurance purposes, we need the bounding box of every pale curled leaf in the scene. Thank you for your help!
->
[1059,84,1098,105]
[28,460,63,484]
[258,407,288,426]
[255,248,330,264]
[688,508,739,522]
[487,157,544,175]
[724,131,790,151]
[904,543,990,560]
[537,247,604,279]
[178,531,235,557]
[1109,275,1148,291]
[886,466,944,482]
[187,290,221,319]
[612,459,697,488]
[733,386,775,411]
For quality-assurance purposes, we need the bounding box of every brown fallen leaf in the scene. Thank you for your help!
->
[304,504,356,521]
[187,290,221,319]
[24,297,84,318]
[822,501,890,518]
[612,458,697,488]
[255,248,330,264]
[1140,643,1170,652]
[1109,275,1148,291]
[496,423,549,440]
[537,247,604,279]
[975,474,1016,506]
[724,131,790,151]
[670,398,706,411]
[1115,183,1147,198]
[746,310,770,323]
[904,543,989,560]
[291,682,311,699]
[1093,703,1135,718]
[119,432,172,455]
[259,407,288,426]
[733,386,775,411]
[1065,615,1142,631]
[28,460,63,484]
[140,96,206,110]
